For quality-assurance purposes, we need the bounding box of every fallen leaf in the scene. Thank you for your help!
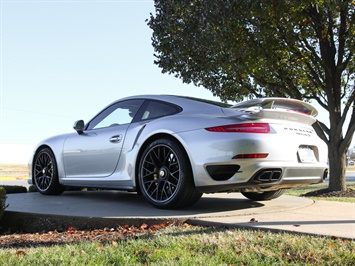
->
[150,224,161,230]
[160,222,169,227]
[293,224,301,227]
[140,223,149,230]
[16,250,27,256]
[249,218,258,223]
[67,226,76,233]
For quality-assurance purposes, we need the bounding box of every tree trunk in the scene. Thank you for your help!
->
[328,142,347,191]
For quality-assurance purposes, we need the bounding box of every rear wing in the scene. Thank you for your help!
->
[228,98,318,125]
[231,98,318,117]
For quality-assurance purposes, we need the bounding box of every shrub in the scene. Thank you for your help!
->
[1,185,27,194]
[0,187,7,220]
[28,185,38,192]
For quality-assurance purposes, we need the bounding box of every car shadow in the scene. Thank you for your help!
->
[56,190,265,216]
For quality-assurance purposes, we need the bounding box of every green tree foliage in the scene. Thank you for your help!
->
[148,0,355,191]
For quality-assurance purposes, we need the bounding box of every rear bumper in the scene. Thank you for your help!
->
[196,165,328,193]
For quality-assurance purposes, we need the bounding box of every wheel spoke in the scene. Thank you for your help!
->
[162,148,171,165]
[169,169,179,182]
[141,169,155,179]
[143,179,156,191]
[151,147,163,166]
[162,181,175,197]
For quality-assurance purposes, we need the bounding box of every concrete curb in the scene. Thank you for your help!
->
[1,191,354,240]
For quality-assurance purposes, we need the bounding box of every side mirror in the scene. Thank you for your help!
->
[73,120,85,135]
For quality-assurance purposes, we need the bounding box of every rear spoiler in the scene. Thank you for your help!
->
[231,98,318,117]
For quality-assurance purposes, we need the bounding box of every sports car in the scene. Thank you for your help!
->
[28,95,328,209]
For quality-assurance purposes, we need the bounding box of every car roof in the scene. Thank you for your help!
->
[115,94,229,114]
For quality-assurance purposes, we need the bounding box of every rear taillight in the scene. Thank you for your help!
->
[233,153,269,159]
[205,123,270,133]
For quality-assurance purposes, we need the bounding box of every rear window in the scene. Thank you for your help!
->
[141,100,181,120]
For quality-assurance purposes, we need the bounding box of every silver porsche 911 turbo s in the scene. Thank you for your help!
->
[28,95,328,209]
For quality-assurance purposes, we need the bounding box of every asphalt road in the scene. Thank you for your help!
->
[345,170,355,182]
[325,170,355,182]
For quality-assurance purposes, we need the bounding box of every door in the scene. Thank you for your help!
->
[62,99,144,178]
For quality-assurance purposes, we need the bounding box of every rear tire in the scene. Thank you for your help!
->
[241,189,284,201]
[33,148,65,195]
[138,138,202,209]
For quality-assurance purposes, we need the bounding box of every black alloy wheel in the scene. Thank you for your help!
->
[33,147,64,195]
[138,138,202,209]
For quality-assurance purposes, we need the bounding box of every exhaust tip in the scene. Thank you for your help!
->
[252,168,283,183]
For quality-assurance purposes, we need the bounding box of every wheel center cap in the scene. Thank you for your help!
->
[159,167,168,178]
[42,168,47,175]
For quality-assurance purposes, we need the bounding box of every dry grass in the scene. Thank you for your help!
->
[0,164,28,180]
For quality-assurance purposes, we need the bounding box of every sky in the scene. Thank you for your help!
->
[0,0,220,163]
[0,0,353,163]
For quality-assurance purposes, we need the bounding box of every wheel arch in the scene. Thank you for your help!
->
[134,133,194,193]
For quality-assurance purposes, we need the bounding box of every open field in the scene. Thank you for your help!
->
[0,164,27,172]
[0,164,28,180]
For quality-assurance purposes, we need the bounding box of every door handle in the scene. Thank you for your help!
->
[109,135,122,143]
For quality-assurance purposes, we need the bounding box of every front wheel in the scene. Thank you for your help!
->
[33,148,65,195]
[138,138,202,209]
[241,189,284,201]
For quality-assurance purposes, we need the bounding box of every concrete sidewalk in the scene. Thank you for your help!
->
[189,200,355,239]
[1,191,354,239]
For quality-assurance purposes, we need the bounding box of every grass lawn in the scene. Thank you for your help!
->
[0,224,354,266]
[0,166,354,265]
[285,182,355,203]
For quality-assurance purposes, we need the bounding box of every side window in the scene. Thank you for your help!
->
[87,99,144,130]
[141,100,181,120]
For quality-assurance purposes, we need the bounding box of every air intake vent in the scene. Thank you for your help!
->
[206,165,240,181]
